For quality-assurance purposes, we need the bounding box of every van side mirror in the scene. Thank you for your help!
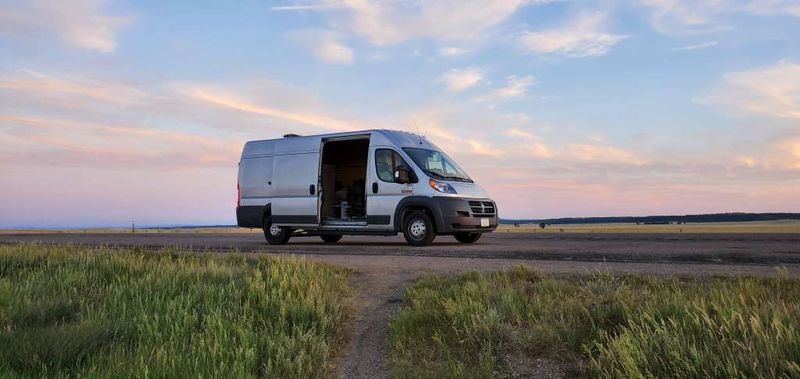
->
[394,168,411,184]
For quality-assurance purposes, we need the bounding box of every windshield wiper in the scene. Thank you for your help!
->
[445,176,473,182]
[423,170,472,182]
[423,169,446,179]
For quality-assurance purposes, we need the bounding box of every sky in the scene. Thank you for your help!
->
[0,0,799,227]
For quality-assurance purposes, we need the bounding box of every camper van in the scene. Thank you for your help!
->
[236,130,498,246]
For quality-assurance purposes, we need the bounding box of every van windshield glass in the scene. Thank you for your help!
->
[403,148,472,182]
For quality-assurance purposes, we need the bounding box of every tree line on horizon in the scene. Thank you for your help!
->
[501,212,800,225]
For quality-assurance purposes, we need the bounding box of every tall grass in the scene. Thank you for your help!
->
[389,267,800,378]
[0,243,351,378]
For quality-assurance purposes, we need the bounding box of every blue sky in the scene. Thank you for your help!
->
[0,0,799,227]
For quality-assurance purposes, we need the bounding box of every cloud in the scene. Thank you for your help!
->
[0,69,375,171]
[484,75,535,100]
[275,0,540,45]
[634,0,728,33]
[732,136,800,171]
[473,76,534,104]
[505,127,537,140]
[743,0,800,18]
[736,156,758,168]
[635,0,800,34]
[467,139,504,157]
[567,143,646,165]
[697,60,800,120]
[176,84,368,131]
[0,70,146,106]
[778,137,800,169]
[529,142,553,159]
[0,0,131,52]
[293,30,354,64]
[439,67,484,91]
[438,46,474,57]
[314,37,354,64]
[518,12,625,58]
[673,41,718,51]
[505,127,553,158]
[0,115,241,169]
[271,3,336,11]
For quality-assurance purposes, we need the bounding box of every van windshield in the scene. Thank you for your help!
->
[403,148,473,182]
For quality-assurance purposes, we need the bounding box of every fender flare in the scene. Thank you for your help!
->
[260,203,272,227]
[393,196,445,232]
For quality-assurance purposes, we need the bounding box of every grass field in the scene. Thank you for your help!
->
[389,267,800,378]
[0,244,351,378]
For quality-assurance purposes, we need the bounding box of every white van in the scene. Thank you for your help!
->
[236,129,498,246]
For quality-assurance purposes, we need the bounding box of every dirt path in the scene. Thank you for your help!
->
[334,268,413,378]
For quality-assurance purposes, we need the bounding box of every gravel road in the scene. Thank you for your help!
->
[3,231,799,378]
[2,231,799,265]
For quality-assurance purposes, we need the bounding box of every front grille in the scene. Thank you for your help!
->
[468,200,496,216]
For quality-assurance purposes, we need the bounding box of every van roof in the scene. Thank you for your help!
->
[242,129,439,158]
[247,129,420,143]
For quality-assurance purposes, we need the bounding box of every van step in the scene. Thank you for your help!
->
[305,229,397,236]
[321,220,367,227]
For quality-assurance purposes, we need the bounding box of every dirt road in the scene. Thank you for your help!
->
[2,231,798,265]
[2,232,799,378]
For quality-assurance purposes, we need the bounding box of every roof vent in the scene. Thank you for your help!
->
[283,133,301,138]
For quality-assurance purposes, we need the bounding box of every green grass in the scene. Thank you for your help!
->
[389,267,800,378]
[0,243,351,378]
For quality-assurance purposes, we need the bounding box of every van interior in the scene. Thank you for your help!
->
[320,138,369,225]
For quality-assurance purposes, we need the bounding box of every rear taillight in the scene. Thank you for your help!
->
[236,182,240,208]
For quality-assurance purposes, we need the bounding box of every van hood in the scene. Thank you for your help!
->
[448,181,491,199]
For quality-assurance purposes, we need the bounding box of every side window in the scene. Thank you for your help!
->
[375,149,415,183]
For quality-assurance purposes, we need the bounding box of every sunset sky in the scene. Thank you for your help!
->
[1,0,799,227]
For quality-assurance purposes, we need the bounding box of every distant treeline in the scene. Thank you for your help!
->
[501,213,800,225]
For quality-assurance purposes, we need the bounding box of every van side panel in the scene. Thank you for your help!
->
[271,152,320,225]
[239,156,273,202]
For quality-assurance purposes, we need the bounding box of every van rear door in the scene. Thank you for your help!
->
[270,151,320,226]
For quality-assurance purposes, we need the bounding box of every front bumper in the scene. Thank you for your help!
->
[431,197,498,234]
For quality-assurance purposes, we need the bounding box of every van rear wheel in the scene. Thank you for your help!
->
[263,219,291,245]
[402,210,436,246]
[454,232,481,243]
[320,234,342,243]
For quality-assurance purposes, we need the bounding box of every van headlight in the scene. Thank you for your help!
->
[428,178,457,194]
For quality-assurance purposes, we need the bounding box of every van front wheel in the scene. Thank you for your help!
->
[263,219,291,245]
[454,232,481,243]
[402,211,436,246]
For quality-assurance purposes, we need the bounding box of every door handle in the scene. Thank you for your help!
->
[372,182,378,194]
[309,184,315,195]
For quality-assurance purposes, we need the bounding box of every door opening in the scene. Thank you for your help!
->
[320,138,370,225]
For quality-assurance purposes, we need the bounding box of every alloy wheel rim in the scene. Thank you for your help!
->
[269,224,281,236]
[409,219,426,238]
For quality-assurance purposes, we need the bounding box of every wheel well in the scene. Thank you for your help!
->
[401,206,436,231]
[261,204,272,227]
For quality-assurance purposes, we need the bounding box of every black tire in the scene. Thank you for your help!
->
[320,234,343,243]
[263,218,291,245]
[454,232,481,243]
[402,210,436,246]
